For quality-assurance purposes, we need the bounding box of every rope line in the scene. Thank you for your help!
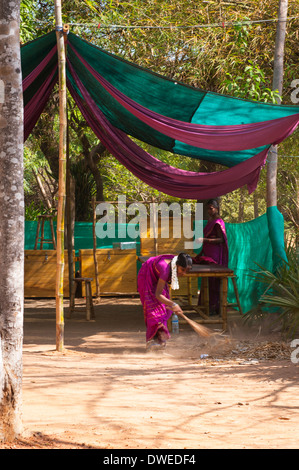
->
[69,16,299,29]
[36,16,299,30]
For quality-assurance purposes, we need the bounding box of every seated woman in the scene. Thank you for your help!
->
[192,199,228,315]
[137,253,192,350]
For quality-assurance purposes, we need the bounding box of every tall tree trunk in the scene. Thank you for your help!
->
[253,191,259,219]
[87,143,106,202]
[196,161,220,219]
[238,189,244,223]
[0,0,24,441]
[267,0,288,208]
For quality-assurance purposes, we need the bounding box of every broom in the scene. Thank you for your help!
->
[178,311,216,338]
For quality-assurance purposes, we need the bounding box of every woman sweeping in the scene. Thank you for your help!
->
[192,199,229,315]
[138,253,192,350]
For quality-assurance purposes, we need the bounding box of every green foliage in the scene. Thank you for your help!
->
[245,244,299,338]
[233,19,251,54]
[25,201,48,220]
[220,20,280,102]
[223,61,281,103]
[20,0,38,42]
[23,143,51,196]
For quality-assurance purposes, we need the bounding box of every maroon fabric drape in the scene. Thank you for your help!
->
[23,65,58,141]
[23,45,57,92]
[23,43,58,141]
[67,60,268,199]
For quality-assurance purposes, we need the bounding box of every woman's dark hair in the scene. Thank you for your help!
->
[207,199,219,210]
[176,253,193,268]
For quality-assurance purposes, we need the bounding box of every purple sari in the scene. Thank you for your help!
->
[193,218,228,313]
[137,254,174,344]
[199,218,228,267]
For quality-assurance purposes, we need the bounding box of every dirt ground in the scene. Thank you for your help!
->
[1,296,299,450]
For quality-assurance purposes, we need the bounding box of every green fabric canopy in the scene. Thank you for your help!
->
[21,32,299,168]
[67,32,299,167]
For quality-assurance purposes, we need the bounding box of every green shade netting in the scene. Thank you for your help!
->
[226,206,286,313]
[25,220,140,254]
[25,206,284,313]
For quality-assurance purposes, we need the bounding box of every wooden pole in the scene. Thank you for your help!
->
[92,197,100,298]
[151,199,158,255]
[54,0,68,351]
[267,0,288,208]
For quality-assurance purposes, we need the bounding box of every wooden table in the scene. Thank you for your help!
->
[182,264,238,331]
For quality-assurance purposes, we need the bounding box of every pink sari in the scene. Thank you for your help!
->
[193,218,228,313]
[137,255,174,344]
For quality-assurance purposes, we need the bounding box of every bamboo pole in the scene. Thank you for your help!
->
[54,0,68,351]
